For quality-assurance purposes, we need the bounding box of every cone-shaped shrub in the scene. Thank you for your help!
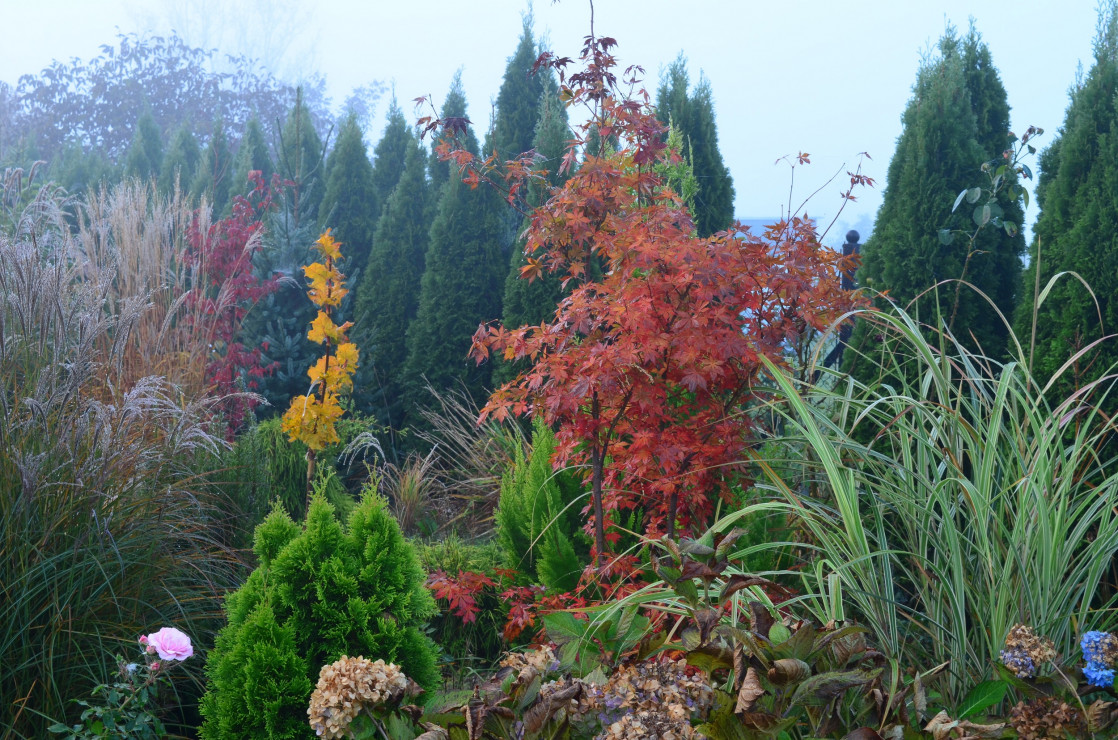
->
[200,488,439,739]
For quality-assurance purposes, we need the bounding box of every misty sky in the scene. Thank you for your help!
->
[0,0,1104,244]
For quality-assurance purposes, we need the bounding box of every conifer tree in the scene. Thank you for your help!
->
[495,76,571,385]
[231,116,273,202]
[159,123,201,194]
[1016,4,1118,394]
[656,57,735,237]
[403,81,505,421]
[123,109,163,182]
[192,117,233,215]
[354,139,429,430]
[320,114,377,284]
[426,72,468,197]
[369,98,411,219]
[491,19,545,166]
[846,27,1024,375]
[277,89,327,227]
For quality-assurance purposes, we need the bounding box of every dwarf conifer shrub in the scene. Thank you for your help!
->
[200,488,440,739]
[496,418,587,592]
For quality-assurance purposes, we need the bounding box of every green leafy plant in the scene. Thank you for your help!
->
[200,486,440,739]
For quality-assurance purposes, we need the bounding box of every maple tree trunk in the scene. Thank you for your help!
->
[591,445,606,568]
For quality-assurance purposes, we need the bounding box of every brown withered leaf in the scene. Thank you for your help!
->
[695,607,721,644]
[924,710,1005,739]
[748,600,775,639]
[842,728,884,740]
[736,666,765,713]
[415,724,449,740]
[1088,700,1118,731]
[767,658,811,686]
[522,682,582,734]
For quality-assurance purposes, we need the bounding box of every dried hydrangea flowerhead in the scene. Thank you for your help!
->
[999,624,1057,678]
[1008,696,1086,740]
[307,656,409,739]
[576,658,714,730]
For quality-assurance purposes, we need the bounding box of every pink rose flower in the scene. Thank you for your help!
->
[150,661,161,671]
[144,627,193,661]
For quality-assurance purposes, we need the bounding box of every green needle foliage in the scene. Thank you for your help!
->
[656,56,735,237]
[847,26,1024,377]
[355,140,430,431]
[1016,2,1118,400]
[159,123,201,195]
[762,304,1118,707]
[402,79,505,421]
[124,108,163,182]
[320,113,377,284]
[192,117,233,216]
[230,116,274,203]
[496,417,587,592]
[200,489,440,739]
[369,98,412,220]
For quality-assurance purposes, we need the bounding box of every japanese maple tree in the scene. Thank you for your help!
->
[181,170,279,437]
[441,32,862,563]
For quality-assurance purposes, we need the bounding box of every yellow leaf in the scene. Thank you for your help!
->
[315,229,343,261]
[307,311,353,344]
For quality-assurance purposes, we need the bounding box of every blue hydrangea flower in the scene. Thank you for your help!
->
[1081,631,1113,665]
[1000,647,1037,678]
[1084,662,1115,689]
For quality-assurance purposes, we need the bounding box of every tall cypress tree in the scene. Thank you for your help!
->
[1016,4,1118,394]
[845,27,1024,377]
[656,57,735,237]
[192,117,233,215]
[402,81,506,422]
[277,89,327,228]
[124,109,163,182]
[427,71,468,198]
[354,139,430,433]
[230,116,274,201]
[319,114,377,284]
[491,19,545,165]
[159,123,201,195]
[495,75,571,386]
[369,99,411,220]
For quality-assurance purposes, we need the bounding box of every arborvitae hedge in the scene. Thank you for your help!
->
[1016,5,1118,397]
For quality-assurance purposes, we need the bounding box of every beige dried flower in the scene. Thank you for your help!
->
[307,656,409,739]
[1009,697,1086,740]
[593,709,705,739]
[1005,624,1058,664]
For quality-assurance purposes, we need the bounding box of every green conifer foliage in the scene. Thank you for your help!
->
[200,490,440,739]
[231,116,274,202]
[426,73,469,197]
[402,81,505,417]
[1016,5,1118,393]
[278,90,327,227]
[496,418,586,592]
[52,141,118,198]
[123,109,163,182]
[159,124,201,195]
[192,117,233,215]
[491,19,545,165]
[494,76,572,385]
[320,114,377,283]
[370,99,411,219]
[846,27,1024,374]
[656,57,735,237]
[354,140,429,429]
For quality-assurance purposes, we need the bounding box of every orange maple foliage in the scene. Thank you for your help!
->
[426,33,863,563]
